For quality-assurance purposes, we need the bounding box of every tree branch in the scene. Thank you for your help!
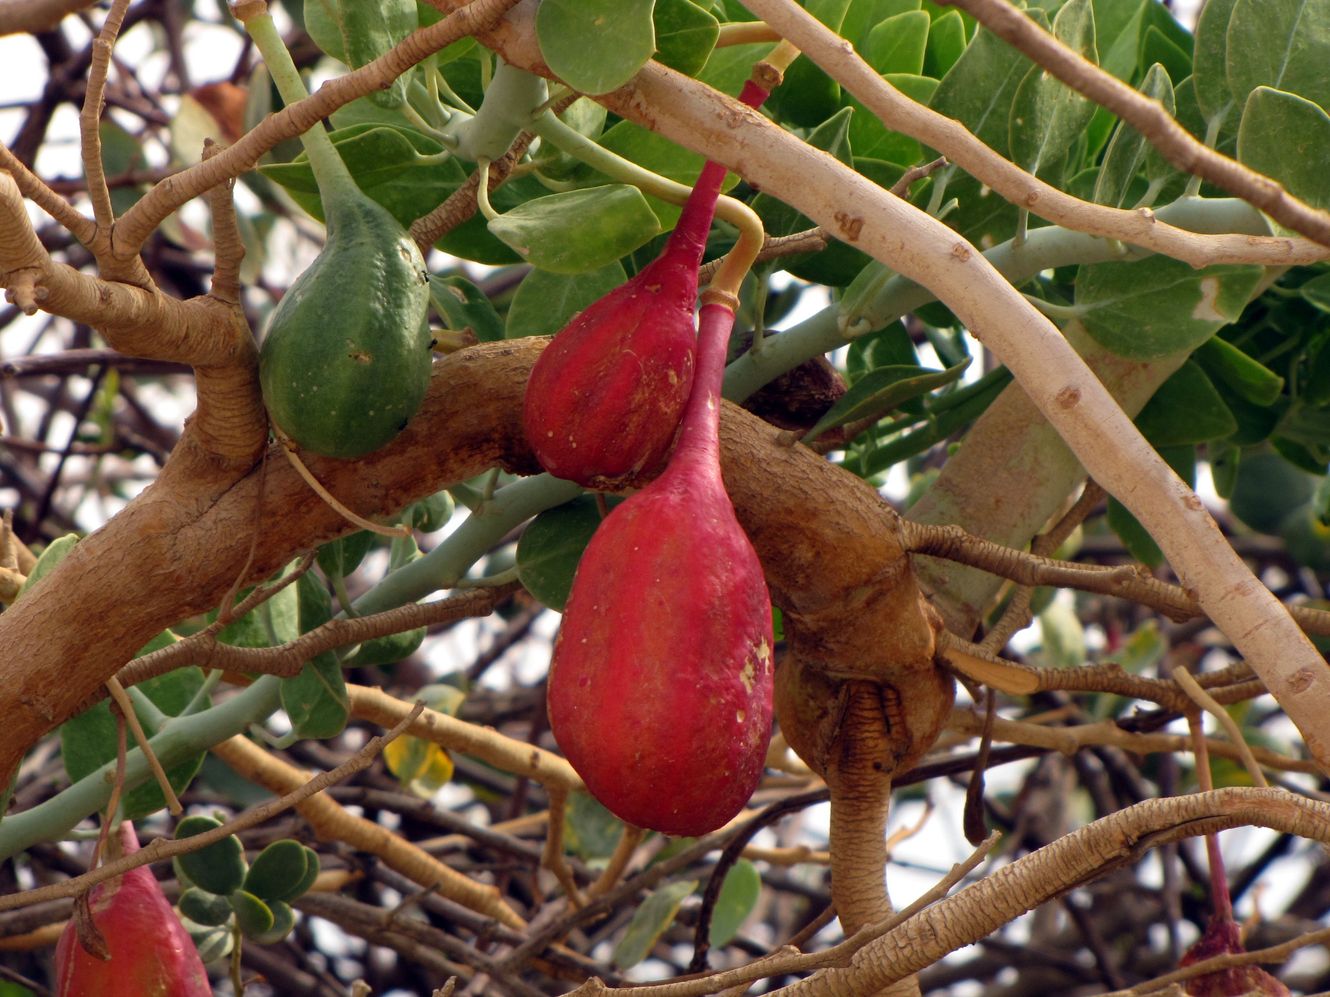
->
[935,0,1330,248]
[471,16,1330,766]
[737,0,1329,267]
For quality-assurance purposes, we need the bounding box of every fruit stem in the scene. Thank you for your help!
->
[675,302,738,463]
[239,3,360,205]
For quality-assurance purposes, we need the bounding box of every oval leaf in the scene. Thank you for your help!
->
[243,839,311,903]
[1237,86,1330,213]
[708,859,761,948]
[1073,258,1262,360]
[613,879,698,969]
[175,816,247,896]
[487,185,662,274]
[507,263,626,339]
[537,0,655,95]
[517,496,620,611]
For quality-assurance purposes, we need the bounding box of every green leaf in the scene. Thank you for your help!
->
[654,0,720,77]
[179,887,235,928]
[848,73,937,167]
[487,185,662,274]
[244,839,313,903]
[1227,0,1330,113]
[598,121,736,225]
[230,889,276,939]
[697,42,771,103]
[864,10,930,75]
[1138,24,1190,86]
[1210,440,1240,499]
[175,815,247,896]
[564,791,625,861]
[1237,86,1330,214]
[247,899,298,945]
[517,496,617,612]
[1009,0,1097,183]
[1092,63,1174,207]
[613,879,699,968]
[928,13,1049,242]
[261,124,467,230]
[282,654,350,739]
[15,533,78,600]
[843,0,922,51]
[752,107,863,283]
[1073,258,1262,360]
[708,859,761,947]
[1299,272,1330,312]
[317,530,376,580]
[805,359,971,443]
[429,275,504,343]
[1133,361,1237,446]
[1192,0,1238,124]
[1230,450,1316,533]
[507,263,626,339]
[922,8,966,78]
[1105,620,1167,674]
[1193,336,1284,406]
[409,490,455,533]
[537,0,655,95]
[217,564,300,648]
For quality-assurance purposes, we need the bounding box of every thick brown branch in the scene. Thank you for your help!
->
[772,788,1330,994]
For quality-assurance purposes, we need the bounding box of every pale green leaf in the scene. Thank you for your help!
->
[537,0,656,95]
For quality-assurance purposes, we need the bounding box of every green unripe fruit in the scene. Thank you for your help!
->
[259,194,432,459]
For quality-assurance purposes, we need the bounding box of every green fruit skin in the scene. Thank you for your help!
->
[260,195,431,459]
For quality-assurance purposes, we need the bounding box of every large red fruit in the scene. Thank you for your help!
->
[55,822,212,997]
[547,301,774,835]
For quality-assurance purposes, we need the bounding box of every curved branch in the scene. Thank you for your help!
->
[0,172,265,465]
[115,0,526,253]
[937,0,1330,247]
[773,787,1330,994]
[473,29,1330,770]
[737,0,1329,267]
[0,340,933,790]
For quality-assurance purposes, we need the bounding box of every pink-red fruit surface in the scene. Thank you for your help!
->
[55,821,212,997]
[522,160,731,489]
[548,303,774,836]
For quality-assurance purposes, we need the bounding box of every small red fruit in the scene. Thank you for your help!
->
[521,161,727,488]
[55,821,212,997]
[547,301,774,835]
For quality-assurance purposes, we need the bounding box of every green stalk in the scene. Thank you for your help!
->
[243,9,359,204]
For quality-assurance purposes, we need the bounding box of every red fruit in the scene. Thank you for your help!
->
[1179,916,1290,996]
[55,822,212,997]
[547,301,774,835]
[521,163,725,488]
[521,82,773,489]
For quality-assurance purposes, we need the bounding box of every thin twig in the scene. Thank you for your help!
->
[79,0,131,234]
[1172,665,1269,789]
[905,520,1330,637]
[202,138,243,304]
[0,703,424,913]
[103,677,181,814]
